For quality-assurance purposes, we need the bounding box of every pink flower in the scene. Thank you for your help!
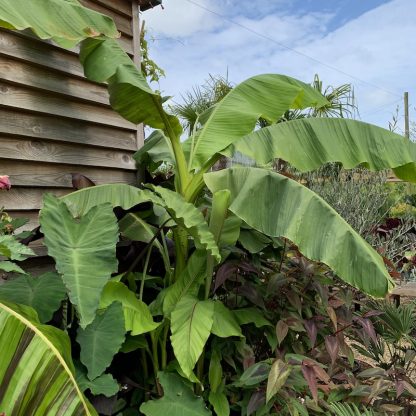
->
[0,176,11,190]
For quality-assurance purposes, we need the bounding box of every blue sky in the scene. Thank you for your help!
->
[143,0,414,132]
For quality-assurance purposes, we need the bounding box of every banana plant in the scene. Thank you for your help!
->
[3,0,416,414]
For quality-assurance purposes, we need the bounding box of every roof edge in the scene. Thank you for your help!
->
[138,0,162,11]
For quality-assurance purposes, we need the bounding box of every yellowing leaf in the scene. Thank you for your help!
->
[266,359,291,402]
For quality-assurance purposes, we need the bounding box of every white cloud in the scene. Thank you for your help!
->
[143,0,414,129]
[143,0,221,37]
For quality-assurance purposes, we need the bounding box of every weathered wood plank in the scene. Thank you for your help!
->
[2,160,137,188]
[0,82,135,129]
[0,188,69,210]
[0,109,137,150]
[80,0,133,37]
[0,30,84,77]
[92,0,133,18]
[0,136,136,169]
[0,56,109,105]
[118,35,134,56]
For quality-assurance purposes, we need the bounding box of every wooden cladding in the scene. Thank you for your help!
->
[0,0,143,230]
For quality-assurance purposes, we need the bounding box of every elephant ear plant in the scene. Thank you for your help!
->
[2,0,416,414]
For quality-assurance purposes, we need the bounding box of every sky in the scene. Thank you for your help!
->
[142,0,415,132]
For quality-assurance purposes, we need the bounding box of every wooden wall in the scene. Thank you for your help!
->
[0,0,144,233]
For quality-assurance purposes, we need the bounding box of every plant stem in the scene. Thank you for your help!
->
[159,106,190,196]
[173,227,189,281]
[205,256,215,300]
[184,155,220,203]
[160,323,169,370]
[140,243,152,301]
[140,349,149,385]
[126,218,170,276]
[159,229,172,286]
[150,332,162,396]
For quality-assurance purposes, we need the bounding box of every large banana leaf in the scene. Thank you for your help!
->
[204,167,394,297]
[134,130,174,170]
[188,74,328,169]
[224,118,416,181]
[0,0,118,48]
[0,0,181,139]
[80,38,182,136]
[0,300,96,415]
[40,194,119,328]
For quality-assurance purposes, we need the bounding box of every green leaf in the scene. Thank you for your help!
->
[134,129,174,169]
[119,213,158,243]
[234,307,273,328]
[77,302,125,380]
[76,365,119,398]
[0,0,181,143]
[100,281,160,335]
[235,362,271,387]
[238,229,271,253]
[80,38,182,136]
[0,234,34,260]
[120,335,147,353]
[0,0,118,48]
[211,301,242,338]
[208,391,230,416]
[226,118,416,182]
[204,167,394,297]
[163,250,207,315]
[0,300,96,415]
[140,372,211,416]
[40,194,119,328]
[170,296,215,378]
[189,74,328,169]
[276,320,289,346]
[266,359,292,402]
[0,260,25,274]
[219,214,242,247]
[0,272,66,323]
[151,186,220,261]
[209,349,223,393]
